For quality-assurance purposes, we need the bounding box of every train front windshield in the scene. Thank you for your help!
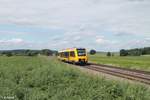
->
[77,49,86,56]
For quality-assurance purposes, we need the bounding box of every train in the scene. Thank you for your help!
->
[58,48,88,64]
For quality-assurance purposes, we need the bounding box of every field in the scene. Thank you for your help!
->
[89,53,150,71]
[0,56,150,100]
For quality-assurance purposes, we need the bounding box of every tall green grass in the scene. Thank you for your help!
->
[89,54,150,71]
[0,56,150,100]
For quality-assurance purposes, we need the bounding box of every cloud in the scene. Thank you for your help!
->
[0,0,150,51]
[121,39,150,49]
[95,36,106,44]
[0,38,37,50]
[0,0,150,34]
[0,38,24,44]
[113,32,134,36]
[0,30,25,35]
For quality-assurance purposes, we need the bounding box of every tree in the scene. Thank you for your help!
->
[90,49,96,55]
[2,51,7,55]
[6,52,13,57]
[120,49,128,56]
[41,49,53,56]
[25,50,38,56]
[142,47,150,55]
[107,52,111,57]
[53,51,58,56]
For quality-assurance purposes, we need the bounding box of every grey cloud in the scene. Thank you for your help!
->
[0,0,150,50]
[113,32,135,36]
[0,38,49,50]
[0,0,150,34]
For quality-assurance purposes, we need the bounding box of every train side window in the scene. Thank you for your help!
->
[70,51,75,57]
[64,52,69,58]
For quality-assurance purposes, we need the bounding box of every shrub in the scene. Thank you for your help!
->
[41,49,53,56]
[120,49,128,56]
[107,52,111,57]
[6,52,13,57]
[90,49,96,55]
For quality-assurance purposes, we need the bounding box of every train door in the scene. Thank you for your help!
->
[66,52,69,62]
[70,51,76,62]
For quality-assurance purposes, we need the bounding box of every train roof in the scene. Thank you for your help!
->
[59,48,86,52]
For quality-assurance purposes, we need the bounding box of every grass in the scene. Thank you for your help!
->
[89,53,150,71]
[0,56,150,100]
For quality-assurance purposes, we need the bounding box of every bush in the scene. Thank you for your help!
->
[6,52,13,57]
[41,49,53,56]
[27,52,38,56]
[120,49,128,56]
[107,52,111,57]
[25,50,38,56]
[90,49,96,55]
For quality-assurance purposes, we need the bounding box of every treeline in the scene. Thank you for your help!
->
[0,49,58,57]
[120,47,150,56]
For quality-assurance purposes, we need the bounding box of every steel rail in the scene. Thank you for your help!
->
[74,63,150,85]
[84,65,150,85]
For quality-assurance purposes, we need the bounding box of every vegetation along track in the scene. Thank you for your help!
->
[78,63,150,85]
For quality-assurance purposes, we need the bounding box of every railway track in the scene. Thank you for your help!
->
[78,63,150,85]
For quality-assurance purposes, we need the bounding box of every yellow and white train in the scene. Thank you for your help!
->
[58,48,88,64]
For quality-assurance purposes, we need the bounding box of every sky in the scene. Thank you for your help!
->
[0,0,150,51]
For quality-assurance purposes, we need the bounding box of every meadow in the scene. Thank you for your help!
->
[89,53,150,71]
[0,56,150,100]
